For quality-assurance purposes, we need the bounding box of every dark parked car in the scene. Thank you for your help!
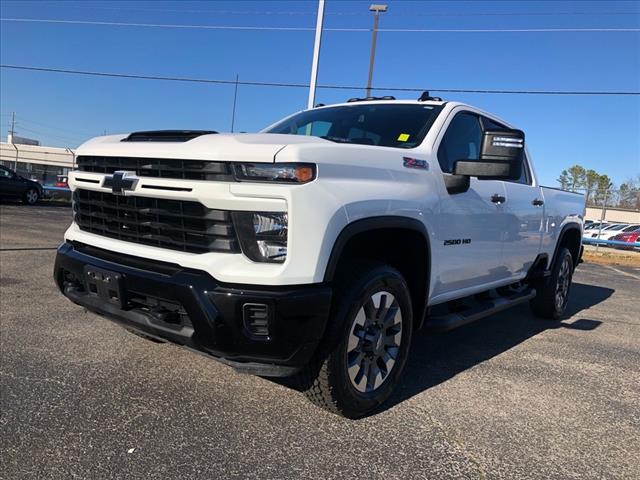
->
[0,165,43,205]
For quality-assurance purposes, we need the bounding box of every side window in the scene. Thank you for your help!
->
[481,116,531,185]
[480,116,505,131]
[437,112,482,174]
[519,154,532,185]
[0,167,13,178]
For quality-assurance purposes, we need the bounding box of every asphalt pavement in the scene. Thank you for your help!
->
[1,203,639,479]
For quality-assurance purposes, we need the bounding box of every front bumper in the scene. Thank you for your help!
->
[54,242,331,376]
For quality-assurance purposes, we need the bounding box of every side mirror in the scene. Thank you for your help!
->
[453,129,524,180]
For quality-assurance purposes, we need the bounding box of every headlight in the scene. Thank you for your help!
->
[233,163,315,183]
[232,212,288,263]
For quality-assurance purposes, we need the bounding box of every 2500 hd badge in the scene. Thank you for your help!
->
[444,238,472,246]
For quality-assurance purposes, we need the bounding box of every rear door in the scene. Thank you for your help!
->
[481,116,544,278]
[431,110,509,303]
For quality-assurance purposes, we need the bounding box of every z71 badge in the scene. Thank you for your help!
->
[403,157,429,170]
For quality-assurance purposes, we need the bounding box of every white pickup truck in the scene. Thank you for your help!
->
[55,94,585,418]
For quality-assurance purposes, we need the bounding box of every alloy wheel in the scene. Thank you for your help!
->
[26,190,38,204]
[346,291,403,393]
[555,256,572,311]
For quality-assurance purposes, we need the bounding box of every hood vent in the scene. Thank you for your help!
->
[121,130,218,143]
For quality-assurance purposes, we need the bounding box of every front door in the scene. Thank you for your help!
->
[431,111,510,303]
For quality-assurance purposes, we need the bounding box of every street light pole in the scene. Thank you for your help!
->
[307,0,325,110]
[9,111,16,143]
[366,4,388,98]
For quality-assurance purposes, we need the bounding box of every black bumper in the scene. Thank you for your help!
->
[54,242,331,376]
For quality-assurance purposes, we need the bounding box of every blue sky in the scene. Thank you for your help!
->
[1,0,638,186]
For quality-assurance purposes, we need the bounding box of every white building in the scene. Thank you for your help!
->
[0,142,75,184]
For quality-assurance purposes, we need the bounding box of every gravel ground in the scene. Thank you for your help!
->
[1,203,639,479]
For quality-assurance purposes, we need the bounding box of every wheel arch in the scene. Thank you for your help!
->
[323,216,431,329]
[551,222,582,269]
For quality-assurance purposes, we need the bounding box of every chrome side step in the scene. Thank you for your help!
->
[426,288,536,333]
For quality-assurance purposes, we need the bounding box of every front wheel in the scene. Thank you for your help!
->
[23,188,39,205]
[530,247,574,320]
[300,262,413,418]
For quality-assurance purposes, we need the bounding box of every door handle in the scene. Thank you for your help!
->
[491,194,506,204]
[532,198,544,206]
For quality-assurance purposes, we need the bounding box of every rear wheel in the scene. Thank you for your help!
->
[23,188,39,205]
[300,262,413,418]
[530,247,574,320]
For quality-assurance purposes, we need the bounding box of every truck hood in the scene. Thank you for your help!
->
[76,133,330,163]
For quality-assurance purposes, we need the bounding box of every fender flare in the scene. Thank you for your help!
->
[550,222,582,270]
[322,216,432,329]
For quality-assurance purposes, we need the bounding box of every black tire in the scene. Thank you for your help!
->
[23,188,39,205]
[530,247,574,320]
[299,262,414,418]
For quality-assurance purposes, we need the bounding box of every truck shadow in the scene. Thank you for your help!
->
[381,282,613,414]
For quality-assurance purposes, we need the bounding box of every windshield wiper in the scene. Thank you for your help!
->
[320,135,354,144]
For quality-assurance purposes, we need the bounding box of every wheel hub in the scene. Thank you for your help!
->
[346,291,403,393]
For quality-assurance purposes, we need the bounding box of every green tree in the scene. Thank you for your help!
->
[557,170,570,190]
[558,165,587,192]
[617,176,640,210]
[584,169,600,206]
[593,174,613,207]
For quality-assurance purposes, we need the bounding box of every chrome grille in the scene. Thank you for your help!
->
[76,156,234,181]
[73,189,239,254]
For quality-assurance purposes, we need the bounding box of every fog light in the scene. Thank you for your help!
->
[243,303,270,339]
[257,240,287,261]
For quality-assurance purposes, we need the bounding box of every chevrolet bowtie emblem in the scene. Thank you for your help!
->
[103,170,139,195]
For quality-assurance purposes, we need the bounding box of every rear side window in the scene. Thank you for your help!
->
[437,112,482,174]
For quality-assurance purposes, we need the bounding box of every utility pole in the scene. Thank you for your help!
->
[9,111,16,143]
[595,188,609,253]
[231,74,239,132]
[366,4,388,98]
[307,0,325,110]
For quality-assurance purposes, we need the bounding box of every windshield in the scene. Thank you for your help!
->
[264,103,444,149]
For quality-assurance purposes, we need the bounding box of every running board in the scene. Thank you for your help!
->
[426,288,536,333]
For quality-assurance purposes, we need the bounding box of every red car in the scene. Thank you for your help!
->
[611,229,640,251]
[54,175,69,189]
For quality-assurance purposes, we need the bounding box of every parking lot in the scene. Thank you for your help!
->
[1,203,639,479]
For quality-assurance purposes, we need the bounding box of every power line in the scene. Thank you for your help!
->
[9,125,87,144]
[2,64,639,96]
[14,115,98,136]
[2,2,638,17]
[1,18,638,33]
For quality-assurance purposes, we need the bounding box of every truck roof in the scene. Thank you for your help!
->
[314,98,448,109]
[309,98,514,130]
